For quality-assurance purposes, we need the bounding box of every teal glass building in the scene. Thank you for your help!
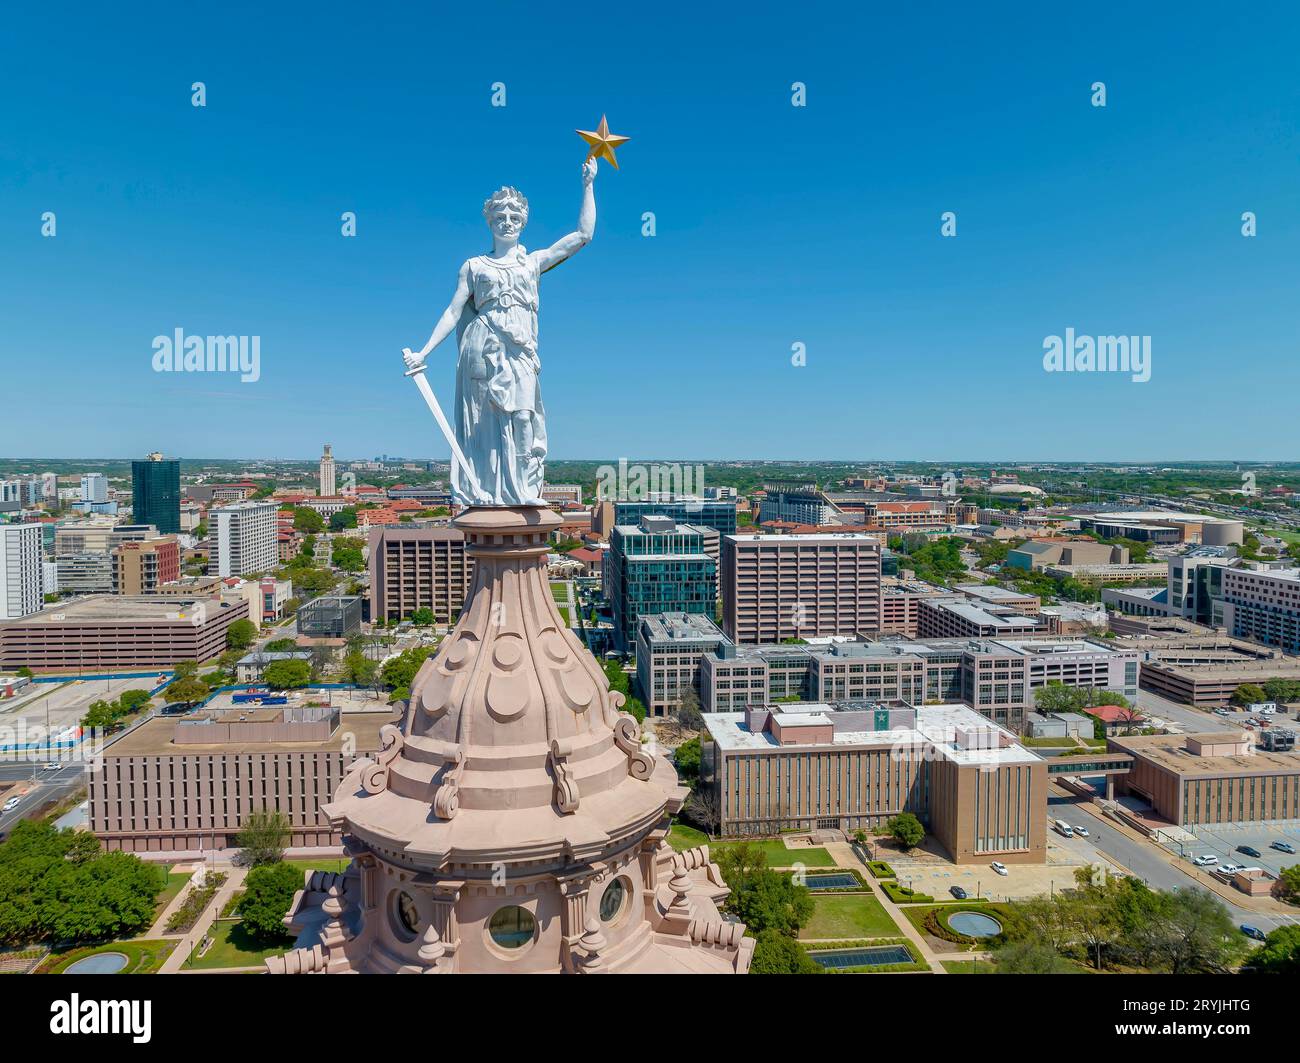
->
[131,455,181,534]
[608,517,717,652]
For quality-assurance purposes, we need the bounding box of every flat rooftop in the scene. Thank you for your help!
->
[954,583,1038,602]
[926,600,1040,629]
[705,702,1040,766]
[1,595,235,626]
[639,612,729,644]
[725,532,879,544]
[1110,732,1300,777]
[104,708,397,756]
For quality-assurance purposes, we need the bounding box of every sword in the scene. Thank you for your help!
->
[402,352,484,499]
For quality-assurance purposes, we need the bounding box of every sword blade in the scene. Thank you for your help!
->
[408,369,483,496]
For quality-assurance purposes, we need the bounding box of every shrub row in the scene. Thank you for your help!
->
[867,861,896,879]
[164,873,228,934]
[882,881,935,904]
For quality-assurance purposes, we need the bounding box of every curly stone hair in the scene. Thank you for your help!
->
[482,186,529,225]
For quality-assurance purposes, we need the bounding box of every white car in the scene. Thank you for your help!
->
[2,797,19,813]
[1216,864,1244,876]
[1072,825,1090,838]
[990,861,1009,876]
[1192,854,1218,866]
[43,761,61,771]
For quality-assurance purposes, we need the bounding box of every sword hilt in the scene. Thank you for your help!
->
[402,348,427,377]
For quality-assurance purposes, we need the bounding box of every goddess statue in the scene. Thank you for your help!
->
[402,159,597,506]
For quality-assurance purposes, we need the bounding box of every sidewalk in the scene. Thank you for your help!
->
[159,866,248,973]
[823,839,948,974]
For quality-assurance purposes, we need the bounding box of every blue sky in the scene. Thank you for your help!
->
[2,2,1299,462]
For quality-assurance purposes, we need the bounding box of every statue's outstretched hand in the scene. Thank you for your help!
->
[402,347,426,373]
[582,158,597,186]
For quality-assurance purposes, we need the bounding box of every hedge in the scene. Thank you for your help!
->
[881,881,935,904]
[867,861,896,879]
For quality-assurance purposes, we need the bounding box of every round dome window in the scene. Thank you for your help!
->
[487,905,537,951]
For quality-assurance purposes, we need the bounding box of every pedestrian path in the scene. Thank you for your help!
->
[159,866,248,973]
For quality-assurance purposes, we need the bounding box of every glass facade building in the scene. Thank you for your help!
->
[132,456,181,534]
[608,518,716,652]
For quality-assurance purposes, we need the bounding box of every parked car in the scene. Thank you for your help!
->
[1237,845,1263,859]
[1,797,19,813]
[1214,708,1231,717]
[1270,841,1296,854]
[1192,854,1219,866]
[950,886,968,899]
[991,861,1008,876]
[1072,825,1090,838]
[1216,863,1244,876]
[42,762,60,771]
[1241,925,1267,942]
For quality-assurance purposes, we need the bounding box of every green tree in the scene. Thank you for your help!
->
[675,687,705,731]
[291,566,338,600]
[329,507,359,532]
[1232,683,1267,707]
[623,696,647,724]
[1253,925,1300,973]
[342,649,378,687]
[1034,681,1085,715]
[886,812,925,850]
[674,736,702,781]
[381,646,436,700]
[263,658,311,689]
[409,607,435,626]
[238,861,303,942]
[1275,864,1300,905]
[331,541,365,572]
[1147,887,1245,974]
[82,699,124,733]
[226,618,257,652]
[117,688,153,713]
[992,937,1075,973]
[750,929,823,974]
[235,810,291,867]
[293,507,326,533]
[1263,678,1300,704]
[726,867,814,935]
[166,675,210,705]
[265,637,297,652]
[0,822,163,946]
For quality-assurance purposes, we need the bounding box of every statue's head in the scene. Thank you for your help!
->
[483,186,529,242]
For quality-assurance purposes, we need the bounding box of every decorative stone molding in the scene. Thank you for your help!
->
[432,745,465,820]
[687,918,746,948]
[358,723,404,795]
[578,914,608,973]
[549,737,580,813]
[613,713,655,780]
[265,943,326,975]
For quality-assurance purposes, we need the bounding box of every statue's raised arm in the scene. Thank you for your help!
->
[530,159,596,274]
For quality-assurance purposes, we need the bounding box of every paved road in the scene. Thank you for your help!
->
[0,764,87,835]
[1049,789,1300,934]
[1135,688,1239,734]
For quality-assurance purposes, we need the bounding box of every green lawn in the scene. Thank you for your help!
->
[799,893,899,940]
[664,828,835,868]
[285,857,349,874]
[41,939,176,974]
[550,583,569,601]
[152,869,193,922]
[943,958,994,974]
[182,919,295,970]
[557,605,571,624]
[667,823,710,851]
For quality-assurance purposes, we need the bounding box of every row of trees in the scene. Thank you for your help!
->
[1231,679,1300,706]
[993,866,1247,974]
[81,688,154,732]
[715,843,820,975]
[0,822,165,946]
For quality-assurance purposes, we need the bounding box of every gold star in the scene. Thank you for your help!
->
[576,115,630,169]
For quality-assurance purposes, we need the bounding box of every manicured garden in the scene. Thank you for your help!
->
[901,902,1013,951]
[40,938,176,975]
[664,825,835,867]
[798,892,899,940]
[866,860,895,879]
[285,857,349,874]
[152,867,193,922]
[881,881,935,904]
[182,918,294,971]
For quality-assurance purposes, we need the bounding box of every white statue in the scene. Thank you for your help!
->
[403,159,598,507]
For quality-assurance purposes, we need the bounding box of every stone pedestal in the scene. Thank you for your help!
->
[267,506,751,975]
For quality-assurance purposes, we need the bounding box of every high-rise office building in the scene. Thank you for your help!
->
[368,526,471,623]
[80,473,108,504]
[721,532,882,644]
[613,497,738,537]
[0,523,43,620]
[608,517,716,652]
[210,500,279,577]
[319,443,336,497]
[131,453,181,534]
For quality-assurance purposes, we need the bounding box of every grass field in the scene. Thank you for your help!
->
[182,919,294,971]
[799,893,899,940]
[664,827,835,867]
[41,938,176,974]
[285,857,349,874]
[942,958,994,974]
[667,823,710,851]
[152,868,193,922]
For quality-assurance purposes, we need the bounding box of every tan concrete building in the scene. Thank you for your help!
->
[704,702,1047,863]
[0,594,250,672]
[1109,731,1300,826]
[112,536,180,594]
[367,525,471,624]
[722,532,881,644]
[89,706,397,853]
[1131,635,1300,707]
[916,597,1042,639]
